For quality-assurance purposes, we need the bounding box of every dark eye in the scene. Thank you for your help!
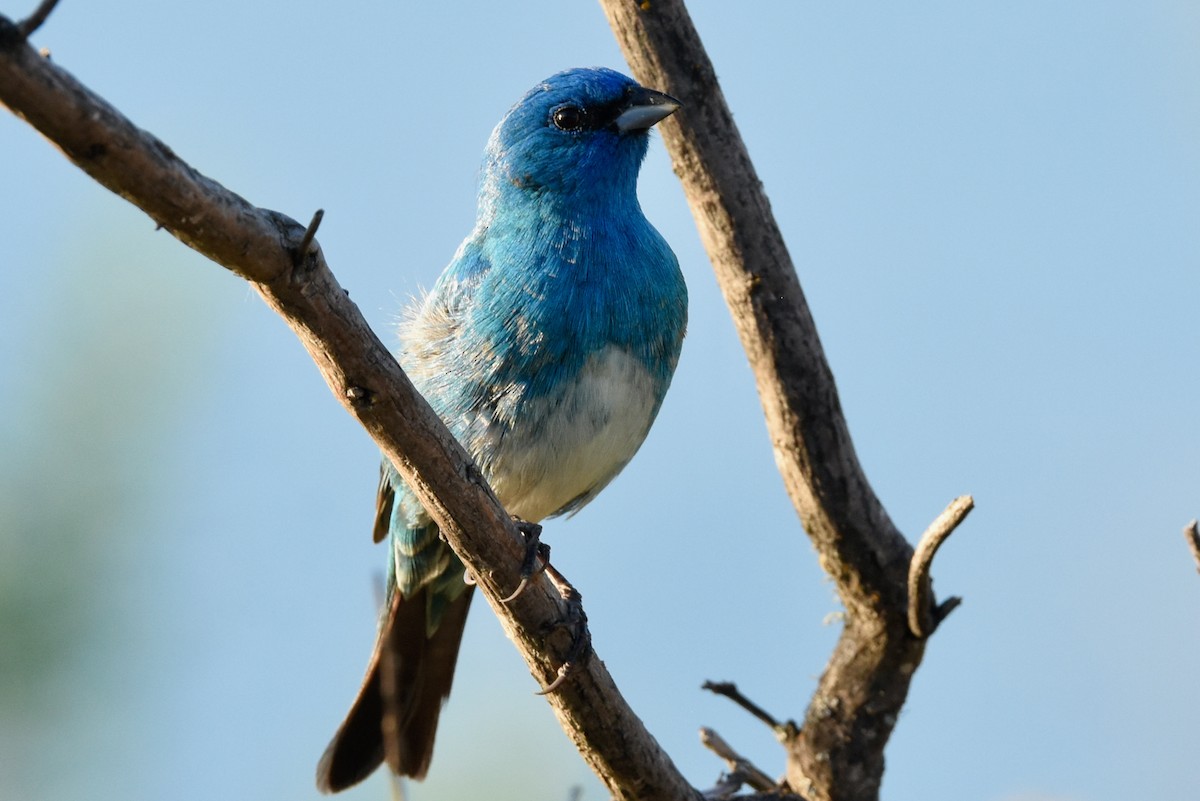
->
[552,105,587,132]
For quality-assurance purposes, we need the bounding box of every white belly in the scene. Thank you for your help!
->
[481,345,659,523]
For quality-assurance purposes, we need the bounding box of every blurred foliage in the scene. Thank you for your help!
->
[0,217,219,795]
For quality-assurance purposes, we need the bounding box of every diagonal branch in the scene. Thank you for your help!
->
[0,12,697,801]
[699,727,779,795]
[702,680,794,738]
[599,3,970,800]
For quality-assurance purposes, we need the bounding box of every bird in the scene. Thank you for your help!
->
[315,67,687,793]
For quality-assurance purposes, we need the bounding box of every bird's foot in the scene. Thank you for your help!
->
[500,519,548,604]
[536,562,592,695]
[495,518,591,692]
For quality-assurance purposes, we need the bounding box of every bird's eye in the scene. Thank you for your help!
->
[552,105,587,132]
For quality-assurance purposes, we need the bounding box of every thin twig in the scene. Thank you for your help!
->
[294,208,324,267]
[702,681,780,730]
[702,681,797,741]
[699,727,777,792]
[935,595,963,623]
[16,0,60,38]
[907,495,974,638]
[1184,520,1200,575]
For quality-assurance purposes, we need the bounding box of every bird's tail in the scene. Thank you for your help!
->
[316,582,475,793]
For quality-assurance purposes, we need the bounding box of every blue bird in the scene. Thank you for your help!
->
[316,67,687,793]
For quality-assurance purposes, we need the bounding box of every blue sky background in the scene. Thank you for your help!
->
[2,2,1198,800]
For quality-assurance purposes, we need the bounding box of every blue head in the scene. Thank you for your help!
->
[478,67,679,216]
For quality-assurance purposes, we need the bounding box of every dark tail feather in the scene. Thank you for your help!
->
[316,585,474,793]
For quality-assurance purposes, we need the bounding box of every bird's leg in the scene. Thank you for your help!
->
[500,519,549,604]
[536,562,592,695]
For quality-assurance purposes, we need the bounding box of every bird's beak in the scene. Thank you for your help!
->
[614,87,681,134]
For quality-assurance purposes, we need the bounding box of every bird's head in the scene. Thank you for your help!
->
[478,67,680,213]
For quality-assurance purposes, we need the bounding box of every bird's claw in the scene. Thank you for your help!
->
[501,519,549,604]
[537,662,575,695]
[535,564,592,695]
[496,518,591,693]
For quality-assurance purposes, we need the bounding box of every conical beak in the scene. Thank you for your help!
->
[614,87,682,133]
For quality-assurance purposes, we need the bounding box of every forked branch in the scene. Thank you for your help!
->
[599,2,972,799]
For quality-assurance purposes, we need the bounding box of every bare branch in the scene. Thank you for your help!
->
[599,3,971,799]
[907,496,974,638]
[935,595,963,623]
[0,20,697,801]
[699,727,778,793]
[702,681,794,738]
[294,208,325,267]
[1185,520,1200,574]
[15,0,59,38]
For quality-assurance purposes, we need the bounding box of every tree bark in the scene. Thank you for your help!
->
[598,3,968,799]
